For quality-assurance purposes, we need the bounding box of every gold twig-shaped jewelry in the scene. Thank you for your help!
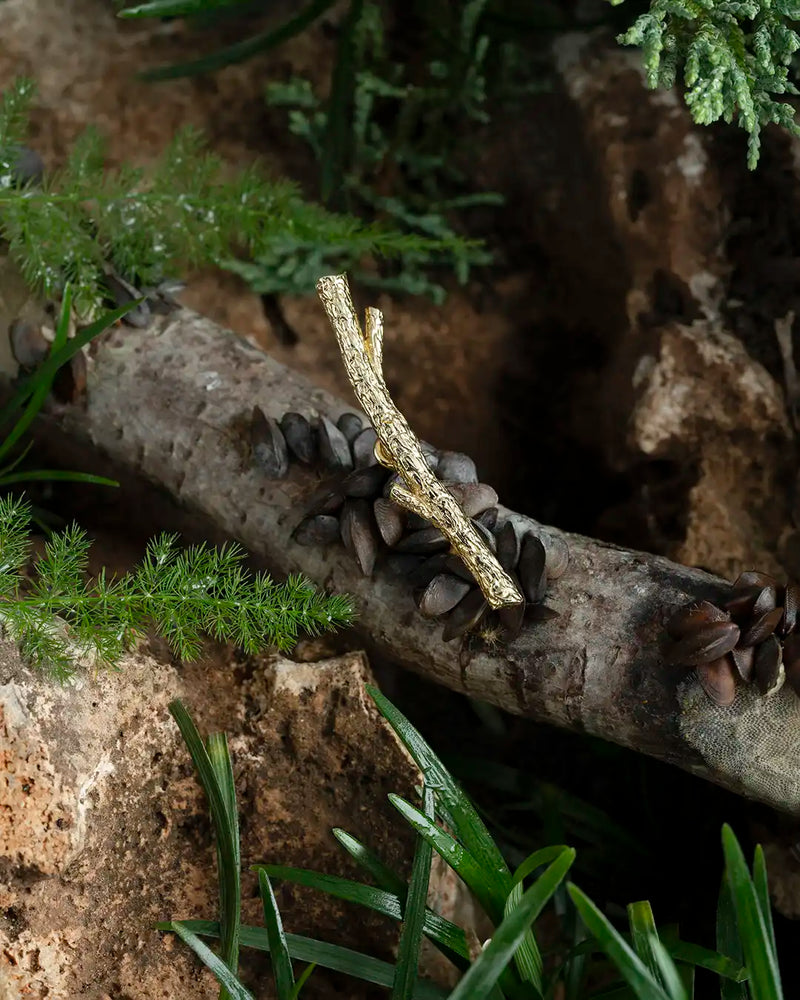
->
[316,273,523,610]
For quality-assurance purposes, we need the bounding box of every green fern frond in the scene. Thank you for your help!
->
[0,494,31,596]
[261,0,508,302]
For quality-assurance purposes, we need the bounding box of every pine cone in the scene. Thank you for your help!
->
[252,407,567,642]
[664,572,800,706]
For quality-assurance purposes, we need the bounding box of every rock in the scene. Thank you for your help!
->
[551,33,727,331]
[497,33,770,579]
[552,38,794,581]
[630,322,791,577]
[0,642,427,997]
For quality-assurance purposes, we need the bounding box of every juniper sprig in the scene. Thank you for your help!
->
[612,0,800,167]
[0,496,354,680]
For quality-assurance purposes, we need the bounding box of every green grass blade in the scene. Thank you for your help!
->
[665,940,746,981]
[52,285,72,349]
[0,439,34,476]
[137,0,338,79]
[449,848,575,1000]
[0,285,122,488]
[721,825,783,1000]
[627,901,684,997]
[0,379,53,464]
[0,283,73,464]
[503,879,541,989]
[0,469,119,486]
[163,922,254,1000]
[505,848,578,994]
[120,0,251,16]
[389,793,498,921]
[290,961,317,999]
[393,784,435,1000]
[258,870,295,1000]
[650,940,688,1000]
[508,846,571,991]
[513,846,572,887]
[168,702,240,996]
[568,884,672,1000]
[368,688,511,907]
[319,0,360,205]
[0,295,138,435]
[334,829,470,968]
[332,828,407,896]
[447,757,645,860]
[254,865,470,966]
[677,964,695,999]
[563,906,589,1000]
[753,846,777,960]
[207,731,241,1000]
[169,920,449,999]
[717,872,747,1000]
[169,702,232,843]
[254,865,406,918]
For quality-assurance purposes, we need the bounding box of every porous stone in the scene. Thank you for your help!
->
[0,643,436,998]
[630,322,792,577]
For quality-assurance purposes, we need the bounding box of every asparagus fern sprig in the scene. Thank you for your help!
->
[0,495,354,680]
[0,78,462,314]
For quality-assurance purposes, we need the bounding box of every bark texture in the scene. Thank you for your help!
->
[28,306,800,817]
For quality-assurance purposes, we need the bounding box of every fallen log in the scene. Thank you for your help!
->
[27,303,800,816]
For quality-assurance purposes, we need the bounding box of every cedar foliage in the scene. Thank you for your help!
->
[612,0,800,166]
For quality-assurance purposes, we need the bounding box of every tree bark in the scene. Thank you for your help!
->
[32,306,800,816]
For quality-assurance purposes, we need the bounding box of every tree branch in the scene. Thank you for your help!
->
[30,306,800,817]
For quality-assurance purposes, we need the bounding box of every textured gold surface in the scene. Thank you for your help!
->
[317,273,523,610]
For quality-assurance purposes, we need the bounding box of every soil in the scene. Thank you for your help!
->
[3,0,800,996]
